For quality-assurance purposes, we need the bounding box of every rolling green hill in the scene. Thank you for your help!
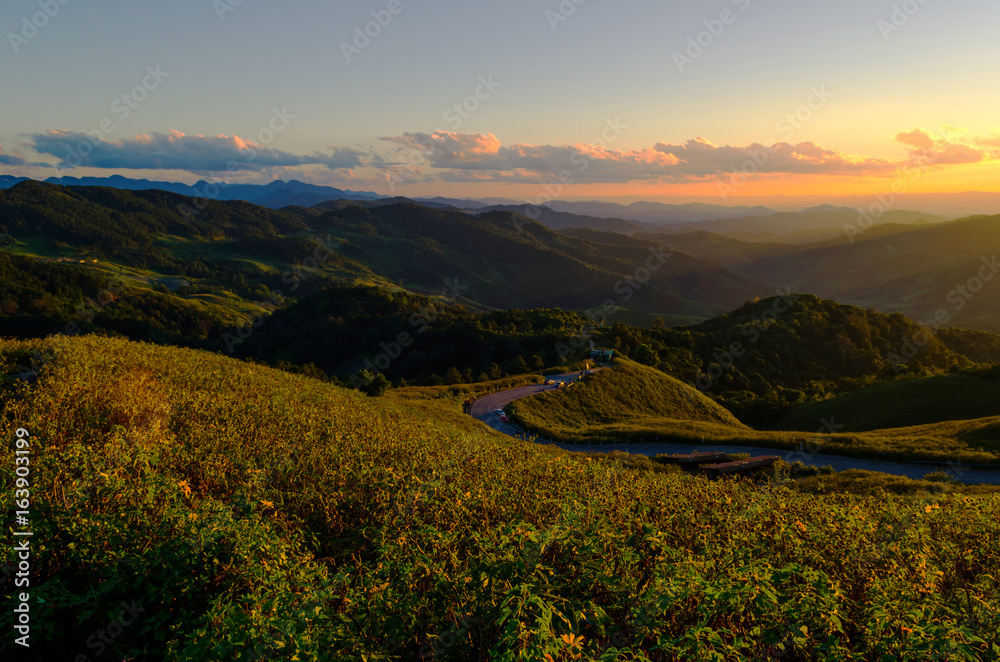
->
[509,357,747,432]
[0,251,246,346]
[302,199,765,317]
[3,334,999,660]
[508,356,1000,464]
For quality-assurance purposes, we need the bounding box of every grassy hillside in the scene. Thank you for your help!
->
[774,371,1000,432]
[509,356,1000,464]
[0,251,246,346]
[3,335,999,660]
[509,358,746,431]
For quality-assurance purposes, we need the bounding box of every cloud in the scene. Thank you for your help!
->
[14,126,999,188]
[652,138,892,176]
[974,134,1000,151]
[0,143,53,168]
[0,144,27,166]
[30,130,363,173]
[383,132,508,169]
[894,128,991,165]
[378,131,905,184]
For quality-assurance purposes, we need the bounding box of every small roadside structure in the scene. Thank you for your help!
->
[657,452,779,478]
[590,348,614,361]
[701,456,780,478]
[657,451,731,467]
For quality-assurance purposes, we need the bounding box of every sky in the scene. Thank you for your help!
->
[2,0,1000,213]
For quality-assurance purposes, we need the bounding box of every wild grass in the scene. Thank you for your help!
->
[1,336,998,660]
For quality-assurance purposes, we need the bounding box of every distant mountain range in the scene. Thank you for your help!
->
[3,178,1000,331]
[0,175,382,207]
[0,180,762,319]
[473,204,647,234]
[0,175,952,239]
[547,199,779,225]
[422,196,779,225]
[667,207,949,243]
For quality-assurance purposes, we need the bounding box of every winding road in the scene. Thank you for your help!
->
[469,372,1000,485]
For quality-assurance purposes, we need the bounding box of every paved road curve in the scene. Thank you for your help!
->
[469,371,588,438]
[469,373,1000,485]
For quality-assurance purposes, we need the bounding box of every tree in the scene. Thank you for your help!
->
[527,354,545,372]
[634,343,658,366]
[354,369,389,396]
[506,356,529,375]
[363,373,390,397]
[444,366,463,384]
[486,363,503,380]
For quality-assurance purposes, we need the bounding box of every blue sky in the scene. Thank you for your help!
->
[2,0,999,208]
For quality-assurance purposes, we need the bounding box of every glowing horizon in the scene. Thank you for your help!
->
[2,0,999,215]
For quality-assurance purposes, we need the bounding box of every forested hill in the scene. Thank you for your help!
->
[600,293,1000,421]
[0,181,766,318]
[0,180,309,266]
[241,284,587,383]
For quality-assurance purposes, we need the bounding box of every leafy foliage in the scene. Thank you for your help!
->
[243,284,588,383]
[2,336,999,660]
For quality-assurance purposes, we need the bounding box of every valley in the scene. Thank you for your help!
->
[3,181,1000,660]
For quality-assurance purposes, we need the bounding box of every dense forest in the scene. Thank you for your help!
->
[242,285,587,385]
